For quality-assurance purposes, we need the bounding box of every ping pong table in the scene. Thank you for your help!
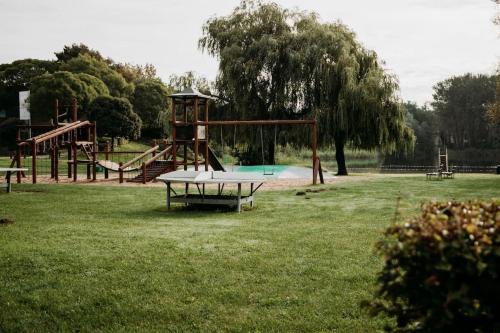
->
[157,171,266,213]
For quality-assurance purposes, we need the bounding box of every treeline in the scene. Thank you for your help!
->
[0,43,203,149]
[386,73,500,166]
[1,1,498,171]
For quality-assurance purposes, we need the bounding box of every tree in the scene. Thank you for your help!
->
[306,21,414,175]
[131,79,172,138]
[200,1,319,164]
[0,59,57,117]
[486,76,500,124]
[168,71,212,94]
[200,0,413,174]
[29,71,109,123]
[88,96,141,148]
[432,73,498,149]
[112,63,158,83]
[384,102,438,165]
[60,54,132,97]
[55,43,107,63]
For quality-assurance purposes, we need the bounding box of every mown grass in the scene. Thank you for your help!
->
[0,174,498,332]
[275,145,380,170]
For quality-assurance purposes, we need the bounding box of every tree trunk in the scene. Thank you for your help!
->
[111,136,115,152]
[334,135,348,176]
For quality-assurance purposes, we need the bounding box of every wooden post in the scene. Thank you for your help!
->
[72,130,77,182]
[142,162,147,184]
[50,139,55,179]
[194,97,199,171]
[172,100,177,171]
[54,144,59,182]
[204,99,209,171]
[119,162,123,183]
[68,145,72,178]
[312,120,317,185]
[104,143,109,179]
[16,145,22,183]
[183,99,188,170]
[31,139,37,184]
[92,123,97,181]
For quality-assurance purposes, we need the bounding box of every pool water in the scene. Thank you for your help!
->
[229,165,288,175]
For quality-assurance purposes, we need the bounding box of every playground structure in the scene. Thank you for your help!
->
[14,99,160,184]
[15,99,98,184]
[13,88,323,185]
[169,88,324,185]
[426,147,454,180]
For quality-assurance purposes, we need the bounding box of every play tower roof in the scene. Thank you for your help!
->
[169,87,213,100]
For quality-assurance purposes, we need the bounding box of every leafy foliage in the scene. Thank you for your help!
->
[168,71,212,94]
[111,63,158,83]
[384,102,437,165]
[432,73,498,149]
[89,96,141,145]
[200,0,414,173]
[131,79,172,137]
[368,200,500,333]
[486,78,500,125]
[29,71,109,123]
[0,59,57,117]
[60,54,132,97]
[55,43,107,63]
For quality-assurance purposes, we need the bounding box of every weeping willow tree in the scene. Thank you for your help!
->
[199,1,312,163]
[301,20,414,175]
[200,0,414,173]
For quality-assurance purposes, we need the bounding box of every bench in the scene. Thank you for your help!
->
[0,168,28,193]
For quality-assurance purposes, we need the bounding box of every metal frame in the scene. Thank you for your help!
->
[165,181,261,213]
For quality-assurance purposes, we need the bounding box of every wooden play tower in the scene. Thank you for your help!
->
[170,88,224,172]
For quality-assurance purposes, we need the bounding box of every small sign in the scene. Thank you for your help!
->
[19,91,30,120]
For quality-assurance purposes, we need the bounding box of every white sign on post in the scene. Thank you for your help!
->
[19,91,30,120]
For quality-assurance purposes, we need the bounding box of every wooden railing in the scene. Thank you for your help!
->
[118,145,159,183]
[140,145,173,184]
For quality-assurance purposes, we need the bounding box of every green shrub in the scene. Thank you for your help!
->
[368,200,500,333]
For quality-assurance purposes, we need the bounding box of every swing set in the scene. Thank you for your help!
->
[197,119,324,184]
[169,88,324,185]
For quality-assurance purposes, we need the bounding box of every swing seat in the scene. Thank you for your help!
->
[263,166,275,176]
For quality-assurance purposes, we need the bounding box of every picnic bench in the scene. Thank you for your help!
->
[0,168,28,193]
[157,170,266,213]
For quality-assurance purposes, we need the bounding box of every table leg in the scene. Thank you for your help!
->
[237,183,242,213]
[167,182,171,210]
[6,171,12,193]
[250,183,254,208]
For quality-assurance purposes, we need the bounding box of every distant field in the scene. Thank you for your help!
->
[1,174,498,332]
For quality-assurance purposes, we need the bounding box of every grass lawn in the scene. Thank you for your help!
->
[0,174,498,332]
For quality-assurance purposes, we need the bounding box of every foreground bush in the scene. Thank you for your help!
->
[368,200,499,333]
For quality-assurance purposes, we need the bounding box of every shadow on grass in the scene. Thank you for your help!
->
[121,205,246,222]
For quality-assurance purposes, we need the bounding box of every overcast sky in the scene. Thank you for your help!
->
[0,0,498,105]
